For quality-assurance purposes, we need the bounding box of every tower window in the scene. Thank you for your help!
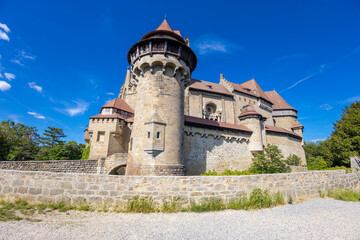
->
[148,132,150,138]
[157,132,160,139]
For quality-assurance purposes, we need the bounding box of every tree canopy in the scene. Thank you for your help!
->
[0,120,85,161]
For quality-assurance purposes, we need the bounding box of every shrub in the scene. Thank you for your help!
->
[285,154,301,166]
[81,144,90,160]
[249,145,291,174]
[188,197,225,212]
[202,169,255,176]
[201,169,218,176]
[328,188,360,202]
[306,156,329,170]
[126,196,156,213]
[161,197,181,213]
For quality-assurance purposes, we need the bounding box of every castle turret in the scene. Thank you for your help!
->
[125,19,197,175]
[238,105,267,153]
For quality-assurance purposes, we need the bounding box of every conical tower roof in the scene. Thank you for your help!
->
[264,90,296,111]
[156,19,173,31]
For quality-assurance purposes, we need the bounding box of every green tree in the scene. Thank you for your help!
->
[285,154,301,166]
[328,101,360,167]
[0,120,39,160]
[0,128,10,160]
[249,145,291,174]
[304,141,333,167]
[307,156,328,170]
[81,144,91,159]
[48,141,83,160]
[39,127,66,148]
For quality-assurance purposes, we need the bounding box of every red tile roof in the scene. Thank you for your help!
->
[238,105,262,118]
[156,19,173,31]
[265,125,301,138]
[291,120,303,129]
[189,79,233,97]
[230,79,273,104]
[185,115,252,133]
[102,98,134,114]
[264,91,296,111]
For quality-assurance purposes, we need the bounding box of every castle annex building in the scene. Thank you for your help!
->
[84,19,306,176]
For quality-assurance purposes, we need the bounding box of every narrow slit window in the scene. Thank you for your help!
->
[148,132,150,138]
[157,132,160,139]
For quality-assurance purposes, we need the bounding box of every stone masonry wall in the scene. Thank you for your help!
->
[0,160,98,174]
[0,169,359,209]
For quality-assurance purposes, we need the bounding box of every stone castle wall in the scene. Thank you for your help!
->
[184,126,253,175]
[266,132,306,164]
[0,169,359,209]
[0,160,98,174]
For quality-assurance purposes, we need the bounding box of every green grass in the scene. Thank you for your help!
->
[125,196,156,213]
[161,197,181,213]
[188,197,226,212]
[328,188,360,201]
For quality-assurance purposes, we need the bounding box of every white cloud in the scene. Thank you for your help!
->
[341,96,360,104]
[320,104,333,111]
[0,30,10,41]
[20,50,35,60]
[0,23,10,33]
[194,34,241,55]
[27,111,46,119]
[281,64,326,93]
[63,100,90,116]
[28,82,43,93]
[11,59,24,66]
[0,81,11,91]
[0,73,3,78]
[106,92,114,95]
[4,72,15,81]
[310,139,326,143]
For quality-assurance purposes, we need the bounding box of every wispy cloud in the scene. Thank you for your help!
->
[310,139,326,143]
[0,81,11,91]
[280,64,326,93]
[339,96,360,104]
[11,59,24,66]
[106,92,114,95]
[11,50,36,66]
[56,100,90,116]
[275,53,310,61]
[4,72,15,81]
[27,111,46,119]
[320,104,333,111]
[28,82,43,93]
[194,34,241,55]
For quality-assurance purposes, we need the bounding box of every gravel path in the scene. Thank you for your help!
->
[0,198,359,240]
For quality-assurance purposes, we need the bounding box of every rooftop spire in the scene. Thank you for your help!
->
[156,18,173,31]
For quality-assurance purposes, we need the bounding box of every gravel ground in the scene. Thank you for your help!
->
[0,198,359,240]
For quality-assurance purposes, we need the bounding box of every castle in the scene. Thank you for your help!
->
[84,19,306,176]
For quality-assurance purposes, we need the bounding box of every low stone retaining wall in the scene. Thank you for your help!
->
[0,169,359,208]
[0,160,98,174]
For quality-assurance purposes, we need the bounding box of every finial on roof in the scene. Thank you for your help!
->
[164,14,167,20]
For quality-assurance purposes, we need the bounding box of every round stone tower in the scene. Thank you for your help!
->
[125,19,197,175]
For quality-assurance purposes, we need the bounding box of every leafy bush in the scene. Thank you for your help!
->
[249,145,291,174]
[285,154,301,166]
[161,197,181,213]
[328,188,360,201]
[306,156,328,170]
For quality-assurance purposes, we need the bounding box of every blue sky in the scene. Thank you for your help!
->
[0,0,359,143]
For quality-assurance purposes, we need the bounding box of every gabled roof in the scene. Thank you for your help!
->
[265,125,301,139]
[264,90,296,111]
[185,115,252,133]
[189,79,233,97]
[230,79,273,104]
[292,120,303,129]
[102,98,134,114]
